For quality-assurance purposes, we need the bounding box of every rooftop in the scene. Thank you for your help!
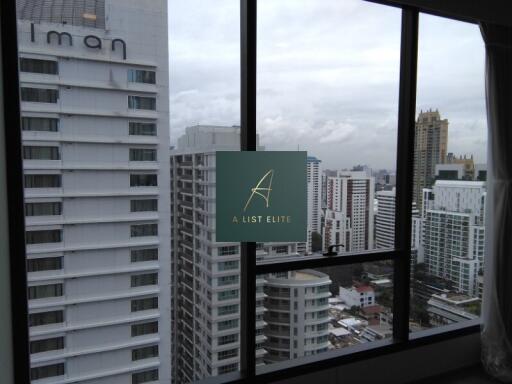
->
[16,0,106,29]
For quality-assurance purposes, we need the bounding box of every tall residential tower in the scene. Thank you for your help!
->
[413,110,448,207]
[17,1,171,382]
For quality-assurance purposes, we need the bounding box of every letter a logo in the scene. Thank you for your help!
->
[243,169,274,211]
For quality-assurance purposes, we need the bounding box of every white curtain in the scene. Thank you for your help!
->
[480,23,512,382]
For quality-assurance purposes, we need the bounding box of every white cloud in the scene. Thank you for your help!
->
[168,0,487,169]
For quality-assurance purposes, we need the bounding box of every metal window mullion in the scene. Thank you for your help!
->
[255,250,398,275]
[240,0,257,379]
[392,7,419,342]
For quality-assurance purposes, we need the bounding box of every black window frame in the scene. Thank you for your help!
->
[202,2,481,384]
[0,0,482,384]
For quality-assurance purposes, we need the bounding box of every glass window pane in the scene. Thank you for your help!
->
[21,87,59,103]
[20,57,58,74]
[27,256,63,272]
[256,262,394,367]
[22,117,59,132]
[409,14,486,332]
[30,363,65,380]
[256,0,401,258]
[169,0,242,381]
[25,202,62,216]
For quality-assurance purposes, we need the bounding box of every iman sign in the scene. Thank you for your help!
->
[216,151,307,242]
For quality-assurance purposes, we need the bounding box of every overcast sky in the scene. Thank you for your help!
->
[168,0,487,170]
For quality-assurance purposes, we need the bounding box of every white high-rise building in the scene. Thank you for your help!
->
[375,189,395,249]
[170,126,300,383]
[17,1,170,382]
[422,180,486,296]
[323,171,374,252]
[264,270,331,363]
[375,188,422,250]
[306,156,322,254]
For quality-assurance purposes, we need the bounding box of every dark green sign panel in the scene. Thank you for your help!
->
[216,151,307,242]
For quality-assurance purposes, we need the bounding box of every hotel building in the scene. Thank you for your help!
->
[17,1,171,382]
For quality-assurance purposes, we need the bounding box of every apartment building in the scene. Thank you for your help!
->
[422,180,486,296]
[306,156,322,254]
[170,126,300,383]
[264,270,331,363]
[324,171,374,252]
[17,1,171,383]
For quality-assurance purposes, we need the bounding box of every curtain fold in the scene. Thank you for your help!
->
[480,22,512,382]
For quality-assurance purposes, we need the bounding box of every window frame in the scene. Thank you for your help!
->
[0,1,482,384]
[225,2,481,384]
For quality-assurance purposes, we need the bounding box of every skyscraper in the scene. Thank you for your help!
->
[422,180,486,296]
[17,1,171,382]
[375,188,421,250]
[306,156,322,254]
[324,171,374,252]
[170,126,300,382]
[413,109,448,207]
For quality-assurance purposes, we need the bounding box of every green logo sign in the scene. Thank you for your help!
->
[216,151,307,242]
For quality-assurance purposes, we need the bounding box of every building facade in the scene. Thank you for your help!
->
[324,171,374,252]
[412,109,448,207]
[17,1,171,383]
[422,181,486,296]
[264,270,331,363]
[306,156,322,254]
[170,126,300,383]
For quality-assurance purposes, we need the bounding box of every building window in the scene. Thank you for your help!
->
[130,174,157,187]
[28,283,63,300]
[217,289,238,301]
[131,248,158,262]
[131,273,158,287]
[23,146,60,160]
[132,369,159,384]
[218,304,238,316]
[26,229,62,244]
[30,337,64,354]
[218,275,239,286]
[218,348,238,361]
[130,199,158,212]
[218,260,239,271]
[20,58,58,74]
[29,310,64,327]
[218,334,238,346]
[129,148,157,161]
[128,95,156,110]
[30,363,65,380]
[27,257,63,272]
[218,363,238,375]
[131,321,158,337]
[132,345,159,361]
[24,174,61,188]
[22,117,59,132]
[272,245,288,254]
[21,87,59,103]
[131,297,158,312]
[218,319,238,331]
[130,223,158,237]
[25,202,62,216]
[129,121,157,136]
[128,69,156,84]
[218,245,238,256]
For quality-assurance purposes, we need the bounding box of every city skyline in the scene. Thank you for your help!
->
[168,0,487,170]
